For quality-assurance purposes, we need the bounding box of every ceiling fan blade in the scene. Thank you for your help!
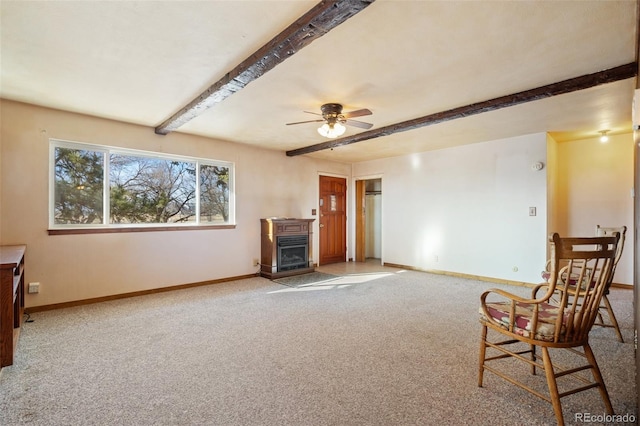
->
[342,108,372,119]
[303,111,322,116]
[286,119,324,126]
[344,119,373,129]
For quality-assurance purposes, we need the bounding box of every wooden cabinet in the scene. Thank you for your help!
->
[1,245,25,368]
[260,218,314,279]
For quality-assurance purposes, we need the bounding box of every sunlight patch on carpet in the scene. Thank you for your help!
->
[273,272,340,287]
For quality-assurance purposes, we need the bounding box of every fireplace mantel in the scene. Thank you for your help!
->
[260,218,315,279]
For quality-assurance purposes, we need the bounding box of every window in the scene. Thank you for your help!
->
[50,140,234,231]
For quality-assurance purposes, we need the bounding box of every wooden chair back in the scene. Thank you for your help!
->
[545,233,619,343]
[596,225,626,279]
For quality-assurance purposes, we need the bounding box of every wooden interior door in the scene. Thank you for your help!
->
[319,175,347,265]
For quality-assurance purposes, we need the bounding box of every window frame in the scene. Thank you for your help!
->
[48,139,235,234]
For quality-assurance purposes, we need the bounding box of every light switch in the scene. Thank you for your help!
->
[529,207,536,216]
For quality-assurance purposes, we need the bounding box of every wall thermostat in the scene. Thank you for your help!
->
[531,162,544,171]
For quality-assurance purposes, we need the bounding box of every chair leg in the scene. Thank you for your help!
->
[601,295,624,343]
[478,325,487,387]
[530,344,537,375]
[541,347,564,426]
[583,343,614,414]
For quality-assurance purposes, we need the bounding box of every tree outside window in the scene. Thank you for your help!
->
[52,142,233,228]
[200,164,229,223]
[109,155,196,224]
[54,147,104,224]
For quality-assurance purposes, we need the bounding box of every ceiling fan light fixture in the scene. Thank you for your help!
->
[318,122,346,138]
[287,103,372,138]
[599,130,610,143]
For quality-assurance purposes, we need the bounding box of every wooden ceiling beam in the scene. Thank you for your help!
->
[286,62,638,157]
[155,0,375,135]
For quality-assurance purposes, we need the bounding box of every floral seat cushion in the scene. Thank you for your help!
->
[480,301,567,342]
[541,270,579,286]
[541,269,595,289]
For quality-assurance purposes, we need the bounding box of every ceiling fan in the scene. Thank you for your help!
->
[286,103,373,138]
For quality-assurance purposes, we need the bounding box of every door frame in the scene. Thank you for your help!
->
[632,49,639,411]
[355,180,366,262]
[354,174,383,263]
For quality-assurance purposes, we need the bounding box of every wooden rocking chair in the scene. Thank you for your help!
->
[593,225,626,342]
[541,225,627,342]
[479,232,619,425]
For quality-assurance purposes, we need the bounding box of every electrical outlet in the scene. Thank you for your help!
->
[28,282,40,294]
[253,258,260,267]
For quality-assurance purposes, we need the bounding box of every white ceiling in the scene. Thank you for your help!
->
[1,0,637,163]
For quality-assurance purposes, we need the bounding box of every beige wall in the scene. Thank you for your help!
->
[3,99,633,308]
[0,100,350,307]
[552,133,634,285]
[352,133,549,284]
[351,131,634,286]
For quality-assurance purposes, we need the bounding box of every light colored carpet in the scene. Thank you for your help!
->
[0,266,636,425]
[273,272,339,287]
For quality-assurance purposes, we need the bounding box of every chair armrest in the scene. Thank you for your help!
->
[480,287,546,332]
[481,288,535,304]
[480,280,563,336]
[532,283,550,299]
